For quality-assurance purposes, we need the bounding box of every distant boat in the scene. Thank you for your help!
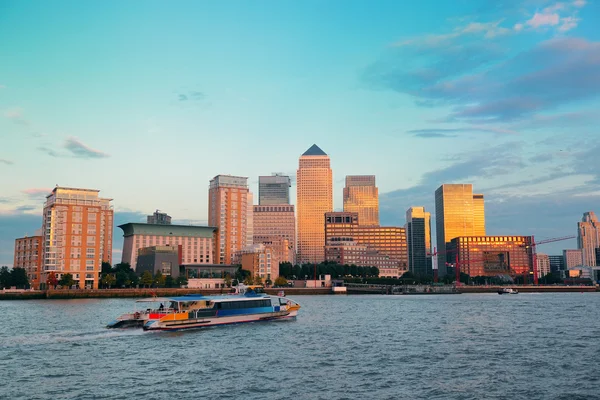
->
[498,288,519,295]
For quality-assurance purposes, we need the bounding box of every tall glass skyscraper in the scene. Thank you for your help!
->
[258,174,291,205]
[434,184,486,275]
[297,144,332,264]
[577,211,600,266]
[405,206,432,276]
[343,175,379,226]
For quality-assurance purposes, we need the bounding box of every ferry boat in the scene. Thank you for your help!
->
[106,297,176,328]
[143,291,300,331]
[498,288,519,295]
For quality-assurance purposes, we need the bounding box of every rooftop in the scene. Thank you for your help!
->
[118,223,216,238]
[302,144,327,156]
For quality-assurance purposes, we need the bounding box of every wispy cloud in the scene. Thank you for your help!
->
[177,90,205,102]
[3,107,30,126]
[408,126,518,138]
[64,137,110,159]
[0,159,14,165]
[21,188,52,198]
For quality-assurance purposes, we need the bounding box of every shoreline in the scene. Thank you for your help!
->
[0,285,597,300]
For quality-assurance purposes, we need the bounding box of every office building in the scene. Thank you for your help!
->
[435,184,485,275]
[13,235,43,289]
[119,223,216,270]
[147,210,172,225]
[549,255,565,273]
[136,246,180,278]
[405,206,432,276]
[208,175,252,264]
[325,212,408,274]
[253,204,296,264]
[343,175,379,226]
[536,253,551,278]
[563,249,583,269]
[297,144,333,264]
[259,174,291,205]
[577,211,600,266]
[446,235,533,277]
[41,187,113,289]
[324,240,400,277]
[237,244,279,280]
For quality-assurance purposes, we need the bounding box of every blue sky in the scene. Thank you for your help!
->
[1,0,599,266]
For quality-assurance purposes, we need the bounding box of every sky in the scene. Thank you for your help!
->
[1,0,599,266]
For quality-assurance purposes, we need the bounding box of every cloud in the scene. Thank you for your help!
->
[178,94,188,101]
[4,107,30,126]
[177,90,205,102]
[64,137,110,159]
[558,16,580,31]
[408,126,518,137]
[38,146,61,158]
[0,159,14,165]
[526,12,560,28]
[21,188,52,198]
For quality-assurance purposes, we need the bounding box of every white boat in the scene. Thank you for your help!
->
[106,297,176,328]
[498,288,519,295]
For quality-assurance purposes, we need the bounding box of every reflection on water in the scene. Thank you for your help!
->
[1,294,600,400]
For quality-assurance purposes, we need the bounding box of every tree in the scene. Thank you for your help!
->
[10,268,29,289]
[128,271,139,288]
[265,278,272,287]
[235,267,251,282]
[274,276,288,287]
[279,262,293,278]
[154,271,166,288]
[243,275,254,285]
[59,273,75,289]
[176,275,188,288]
[115,271,129,288]
[140,271,153,288]
[46,272,58,289]
[254,275,263,286]
[101,262,113,275]
[165,275,175,288]
[0,266,12,288]
[101,274,116,288]
[224,273,232,288]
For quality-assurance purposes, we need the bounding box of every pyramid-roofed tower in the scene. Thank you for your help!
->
[302,144,327,156]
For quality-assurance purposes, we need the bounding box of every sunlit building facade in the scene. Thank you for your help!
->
[147,210,172,225]
[343,175,379,226]
[13,235,43,289]
[253,204,296,264]
[208,175,252,264]
[297,144,333,264]
[259,174,291,205]
[435,184,486,275]
[405,206,432,276]
[324,240,400,276]
[325,212,408,273]
[536,253,551,278]
[577,211,600,267]
[237,244,279,280]
[41,187,113,289]
[563,249,583,269]
[446,235,533,277]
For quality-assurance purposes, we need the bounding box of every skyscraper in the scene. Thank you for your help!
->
[343,175,379,226]
[577,211,600,266]
[297,144,333,264]
[42,186,113,289]
[147,210,172,225]
[405,206,432,276]
[435,184,485,275]
[259,174,291,205]
[208,175,251,264]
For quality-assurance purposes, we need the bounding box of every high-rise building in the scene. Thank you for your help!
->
[563,249,583,269]
[41,187,113,289]
[13,235,43,289]
[446,236,533,277]
[297,144,333,264]
[536,253,551,278]
[325,212,408,274]
[343,175,379,226]
[435,184,485,275]
[253,204,296,264]
[147,210,172,225]
[208,175,251,264]
[119,223,216,270]
[405,207,432,276]
[577,211,600,266]
[259,174,291,205]
[246,192,254,247]
[549,255,565,273]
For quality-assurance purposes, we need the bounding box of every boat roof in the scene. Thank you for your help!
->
[135,297,172,303]
[165,293,271,303]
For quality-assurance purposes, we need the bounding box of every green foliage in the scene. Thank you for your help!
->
[140,271,153,288]
[154,271,166,288]
[265,278,272,286]
[235,267,251,282]
[128,271,139,287]
[58,273,76,289]
[0,266,10,288]
[101,262,113,275]
[254,276,263,285]
[243,276,254,285]
[101,274,116,288]
[224,273,232,288]
[165,275,175,288]
[176,276,188,287]
[274,276,288,287]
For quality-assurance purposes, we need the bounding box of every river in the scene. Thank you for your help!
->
[1,293,599,400]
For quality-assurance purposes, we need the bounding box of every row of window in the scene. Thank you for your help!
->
[217,300,271,309]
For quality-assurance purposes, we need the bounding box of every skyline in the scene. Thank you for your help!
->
[2,0,600,265]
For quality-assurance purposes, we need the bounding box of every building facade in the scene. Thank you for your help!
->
[252,204,296,264]
[405,206,432,277]
[297,144,333,264]
[577,211,600,267]
[208,175,252,264]
[147,210,172,225]
[435,184,485,275]
[549,255,565,273]
[536,253,551,278]
[119,223,216,270]
[136,246,180,278]
[41,187,113,289]
[324,240,400,276]
[325,212,408,273]
[446,235,533,277]
[343,175,379,226]
[563,249,583,269]
[258,174,291,205]
[13,235,42,289]
[237,244,280,280]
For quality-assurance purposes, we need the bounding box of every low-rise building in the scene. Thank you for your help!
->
[236,244,279,280]
[13,235,43,289]
[182,264,238,289]
[136,246,180,278]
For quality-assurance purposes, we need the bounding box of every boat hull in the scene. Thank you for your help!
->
[143,310,297,331]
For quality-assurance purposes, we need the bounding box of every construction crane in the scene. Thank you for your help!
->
[526,235,576,285]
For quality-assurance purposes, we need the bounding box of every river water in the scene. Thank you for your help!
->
[1,293,599,400]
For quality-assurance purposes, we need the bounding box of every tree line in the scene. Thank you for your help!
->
[100,262,188,288]
[0,266,29,289]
